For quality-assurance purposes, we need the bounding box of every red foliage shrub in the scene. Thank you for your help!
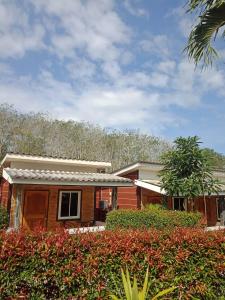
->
[0,228,225,299]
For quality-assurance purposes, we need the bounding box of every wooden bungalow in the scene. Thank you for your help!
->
[0,153,132,230]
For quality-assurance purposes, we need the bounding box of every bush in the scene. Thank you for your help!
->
[106,206,201,230]
[0,228,225,299]
[0,206,9,229]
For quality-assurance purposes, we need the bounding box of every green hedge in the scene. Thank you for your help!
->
[106,205,202,230]
[0,228,225,299]
[0,206,9,230]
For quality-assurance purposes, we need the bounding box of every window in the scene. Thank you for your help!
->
[97,168,106,173]
[173,197,186,211]
[216,196,225,220]
[58,191,81,220]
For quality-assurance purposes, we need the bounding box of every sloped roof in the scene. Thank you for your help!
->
[135,179,225,195]
[3,168,132,187]
[1,153,111,168]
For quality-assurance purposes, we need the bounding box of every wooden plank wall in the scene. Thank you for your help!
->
[117,171,139,209]
[10,184,95,230]
[141,187,163,207]
[0,178,11,209]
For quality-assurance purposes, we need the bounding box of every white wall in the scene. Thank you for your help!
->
[139,168,225,182]
[10,161,104,173]
[139,168,162,180]
[213,170,225,182]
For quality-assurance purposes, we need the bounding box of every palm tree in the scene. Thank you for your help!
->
[185,0,225,66]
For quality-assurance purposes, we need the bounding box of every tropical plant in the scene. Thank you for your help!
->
[160,136,221,216]
[0,206,9,229]
[110,268,176,300]
[2,228,225,298]
[185,0,225,66]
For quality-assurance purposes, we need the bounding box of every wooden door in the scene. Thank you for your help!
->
[23,191,49,230]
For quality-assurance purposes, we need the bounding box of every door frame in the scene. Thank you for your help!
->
[22,190,50,229]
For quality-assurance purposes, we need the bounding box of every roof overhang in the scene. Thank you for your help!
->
[135,179,225,196]
[135,179,166,195]
[113,162,162,176]
[1,154,111,168]
[2,169,133,187]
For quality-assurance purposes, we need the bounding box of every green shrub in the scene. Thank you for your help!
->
[145,203,165,211]
[110,268,176,300]
[106,206,201,230]
[0,228,225,299]
[0,206,9,229]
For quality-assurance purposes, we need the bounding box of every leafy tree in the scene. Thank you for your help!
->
[185,0,225,66]
[202,147,225,168]
[160,136,221,217]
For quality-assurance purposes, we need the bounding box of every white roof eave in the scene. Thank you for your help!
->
[8,179,133,187]
[1,154,111,168]
[113,163,163,176]
[135,179,166,195]
[2,168,133,187]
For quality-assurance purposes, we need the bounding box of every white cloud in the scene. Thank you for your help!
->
[0,0,131,68]
[157,60,176,74]
[123,0,149,17]
[0,63,14,76]
[118,71,169,88]
[66,58,97,82]
[0,1,45,58]
[170,6,195,38]
[140,35,171,58]
[0,0,225,140]
[1,56,225,136]
[0,69,177,134]
[32,0,131,63]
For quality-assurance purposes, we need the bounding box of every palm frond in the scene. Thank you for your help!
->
[185,2,225,66]
[188,0,225,12]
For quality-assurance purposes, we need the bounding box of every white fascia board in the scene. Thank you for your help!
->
[135,180,166,195]
[134,180,225,197]
[113,163,163,176]
[10,179,133,187]
[2,169,13,184]
[113,163,141,176]
[0,154,9,166]
[1,154,111,168]
[206,192,225,196]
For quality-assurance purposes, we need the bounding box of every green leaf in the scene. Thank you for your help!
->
[152,286,177,300]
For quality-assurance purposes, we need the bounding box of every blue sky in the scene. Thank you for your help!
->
[0,0,225,153]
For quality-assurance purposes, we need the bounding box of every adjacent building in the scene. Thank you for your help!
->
[113,162,225,226]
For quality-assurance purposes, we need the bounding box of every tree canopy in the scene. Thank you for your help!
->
[0,105,224,171]
[0,104,170,170]
[160,136,221,201]
[185,0,225,66]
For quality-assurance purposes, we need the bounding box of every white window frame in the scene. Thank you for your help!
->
[172,197,187,211]
[216,196,225,221]
[216,197,220,220]
[58,191,81,220]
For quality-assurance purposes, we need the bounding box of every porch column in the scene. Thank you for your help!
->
[112,187,118,210]
[14,186,22,229]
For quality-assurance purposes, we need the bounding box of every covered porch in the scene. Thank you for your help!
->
[135,179,225,226]
[2,168,132,231]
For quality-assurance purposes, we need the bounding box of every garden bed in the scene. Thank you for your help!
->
[0,228,225,299]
